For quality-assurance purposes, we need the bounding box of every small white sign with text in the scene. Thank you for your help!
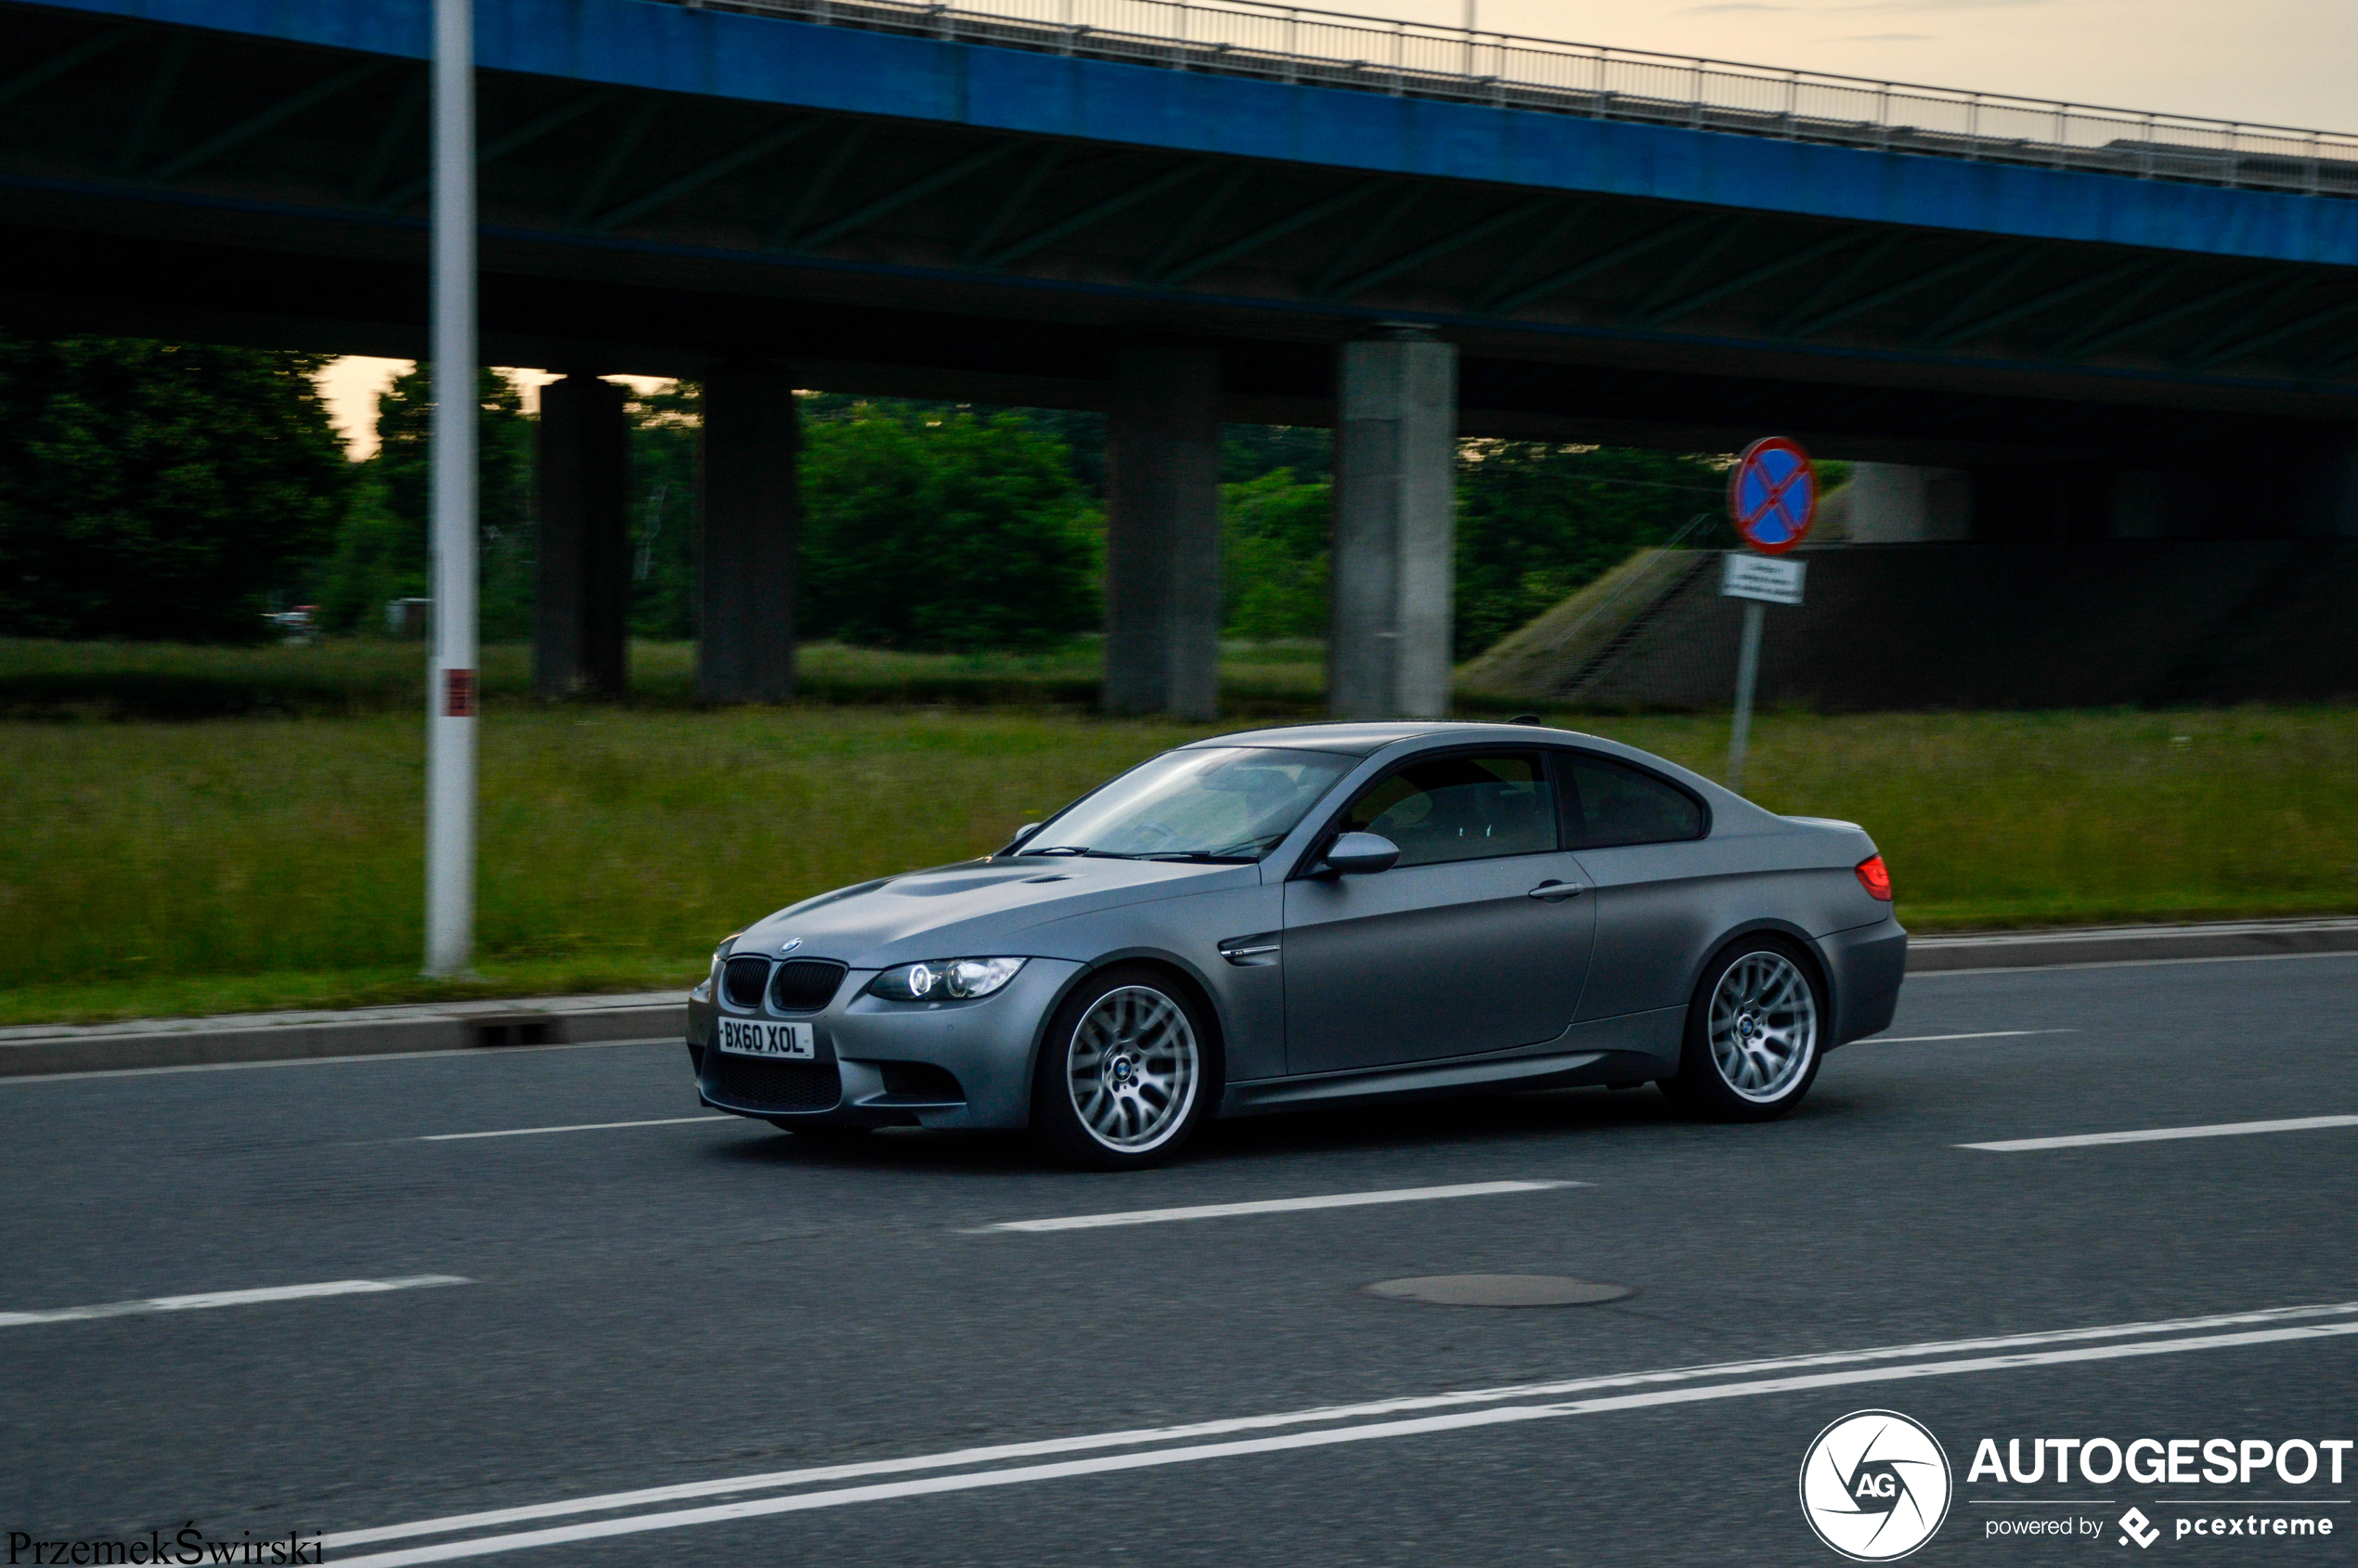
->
[1721,551,1807,605]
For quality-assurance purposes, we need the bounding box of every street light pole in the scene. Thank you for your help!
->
[424,0,477,977]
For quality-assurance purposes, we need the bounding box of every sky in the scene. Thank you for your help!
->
[315,1,2354,456]
[1381,0,2354,131]
[316,361,667,459]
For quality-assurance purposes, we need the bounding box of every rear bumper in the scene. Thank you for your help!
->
[686,959,1084,1130]
[1820,915,1907,1047]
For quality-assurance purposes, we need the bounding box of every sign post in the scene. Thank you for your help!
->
[1723,437,1816,794]
[424,0,476,977]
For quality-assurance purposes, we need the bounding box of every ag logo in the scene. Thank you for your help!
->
[1799,1409,1953,1561]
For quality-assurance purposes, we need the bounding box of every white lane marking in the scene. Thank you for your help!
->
[0,1039,678,1086]
[974,1179,1579,1234]
[1859,1030,2074,1044]
[0,1275,469,1328]
[1963,1114,2358,1151]
[323,1299,2358,1550]
[327,1319,2358,1567]
[421,1116,732,1142]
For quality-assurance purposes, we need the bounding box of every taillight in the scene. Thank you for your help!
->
[1855,854,1893,901]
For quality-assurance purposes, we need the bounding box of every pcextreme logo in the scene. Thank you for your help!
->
[1801,1409,1956,1561]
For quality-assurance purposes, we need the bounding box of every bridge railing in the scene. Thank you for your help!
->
[670,0,2358,198]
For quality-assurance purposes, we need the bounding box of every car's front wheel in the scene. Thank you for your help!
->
[1661,938,1824,1121]
[1030,966,1215,1170]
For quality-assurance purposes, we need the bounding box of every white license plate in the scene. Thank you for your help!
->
[716,1019,815,1059]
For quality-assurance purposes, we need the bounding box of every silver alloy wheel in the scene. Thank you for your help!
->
[1706,951,1818,1103]
[1065,984,1199,1153]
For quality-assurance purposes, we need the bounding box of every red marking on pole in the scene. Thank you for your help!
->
[445,668,478,718]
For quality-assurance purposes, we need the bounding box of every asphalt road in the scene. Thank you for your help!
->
[3,952,2353,1565]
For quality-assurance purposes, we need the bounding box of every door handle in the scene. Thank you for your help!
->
[1527,880,1581,901]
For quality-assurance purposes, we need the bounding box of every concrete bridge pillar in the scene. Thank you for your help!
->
[1329,333,1457,720]
[535,373,632,699]
[1841,463,1974,542]
[1102,345,1222,719]
[697,361,799,704]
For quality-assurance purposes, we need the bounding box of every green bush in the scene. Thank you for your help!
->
[798,403,1100,651]
[1222,468,1330,640]
[0,334,349,641]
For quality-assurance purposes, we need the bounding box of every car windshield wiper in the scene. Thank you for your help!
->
[1136,851,1258,862]
[1017,846,1137,859]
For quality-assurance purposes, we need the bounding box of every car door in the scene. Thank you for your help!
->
[1558,751,1719,1022]
[1281,749,1596,1075]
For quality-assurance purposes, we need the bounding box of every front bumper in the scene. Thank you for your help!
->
[687,959,1084,1130]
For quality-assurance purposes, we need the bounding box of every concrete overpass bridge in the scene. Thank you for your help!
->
[6,0,2358,715]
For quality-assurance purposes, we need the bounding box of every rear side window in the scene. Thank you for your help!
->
[1559,753,1706,849]
[1342,753,1558,868]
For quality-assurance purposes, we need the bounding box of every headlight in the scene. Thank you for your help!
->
[866,957,1027,1002]
[709,933,741,990]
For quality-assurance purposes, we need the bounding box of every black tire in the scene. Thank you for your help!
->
[1660,935,1825,1122]
[1030,965,1219,1170]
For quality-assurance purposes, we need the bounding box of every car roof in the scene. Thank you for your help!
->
[1181,720,1600,757]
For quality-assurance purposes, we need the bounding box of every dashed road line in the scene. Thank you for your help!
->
[0,1275,470,1328]
[421,1116,732,1142]
[1861,1030,2075,1044]
[972,1179,1581,1234]
[1963,1114,2358,1151]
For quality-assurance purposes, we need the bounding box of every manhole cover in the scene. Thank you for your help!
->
[1366,1274,1632,1308]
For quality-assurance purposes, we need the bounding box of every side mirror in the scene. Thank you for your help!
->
[1319,831,1399,876]
[1011,823,1043,843]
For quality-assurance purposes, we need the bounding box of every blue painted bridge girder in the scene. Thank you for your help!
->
[9,0,2358,463]
[40,0,2358,269]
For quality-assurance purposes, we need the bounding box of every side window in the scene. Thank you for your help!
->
[1561,754,1706,849]
[1341,753,1558,868]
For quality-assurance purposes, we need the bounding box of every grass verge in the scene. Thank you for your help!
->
[0,637,1326,717]
[5,702,2354,1026]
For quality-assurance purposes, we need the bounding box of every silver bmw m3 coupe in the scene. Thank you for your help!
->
[685,720,1906,1168]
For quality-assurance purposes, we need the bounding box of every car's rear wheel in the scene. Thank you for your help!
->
[1030,967,1214,1170]
[1661,938,1823,1121]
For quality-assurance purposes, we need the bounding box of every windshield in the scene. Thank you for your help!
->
[1019,746,1355,861]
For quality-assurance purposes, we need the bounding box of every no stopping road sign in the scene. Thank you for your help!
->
[1728,437,1817,554]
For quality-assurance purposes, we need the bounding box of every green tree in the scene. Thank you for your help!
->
[320,365,535,637]
[1222,424,1330,486]
[627,380,701,640]
[0,334,350,641]
[798,401,1099,651]
[1222,468,1330,639]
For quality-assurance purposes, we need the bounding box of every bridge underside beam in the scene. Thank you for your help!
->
[10,216,2353,472]
[4,1,2358,447]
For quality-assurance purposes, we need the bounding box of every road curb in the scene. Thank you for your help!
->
[0,992,686,1079]
[8,916,2356,1079]
[1906,916,2358,973]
